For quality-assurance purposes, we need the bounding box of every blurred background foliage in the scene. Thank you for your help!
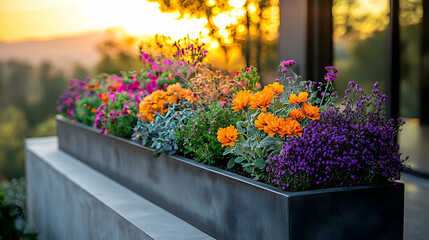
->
[0,0,423,181]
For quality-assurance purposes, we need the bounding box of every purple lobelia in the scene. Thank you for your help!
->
[266,81,409,192]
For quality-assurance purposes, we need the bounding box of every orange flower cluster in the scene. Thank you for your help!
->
[249,87,276,112]
[138,83,195,122]
[231,90,252,112]
[138,90,168,122]
[288,92,310,104]
[188,65,236,106]
[108,81,121,91]
[100,93,109,104]
[87,83,99,90]
[302,103,320,120]
[166,83,194,104]
[217,125,240,147]
[83,104,97,114]
[288,108,306,121]
[265,82,284,96]
[254,113,302,137]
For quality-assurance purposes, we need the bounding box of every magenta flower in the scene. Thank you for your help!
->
[108,92,116,102]
[152,63,160,71]
[325,66,338,73]
[148,71,159,81]
[282,60,296,68]
[67,108,74,117]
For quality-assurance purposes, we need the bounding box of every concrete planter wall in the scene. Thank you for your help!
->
[56,115,405,240]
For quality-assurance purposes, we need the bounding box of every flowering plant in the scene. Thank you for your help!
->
[176,102,241,166]
[57,78,91,118]
[57,33,408,193]
[266,81,408,191]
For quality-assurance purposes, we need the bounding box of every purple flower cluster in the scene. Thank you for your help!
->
[267,81,408,192]
[324,66,338,82]
[57,78,89,117]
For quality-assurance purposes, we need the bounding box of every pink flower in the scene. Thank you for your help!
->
[152,64,160,71]
[67,108,74,117]
[162,59,172,66]
[148,72,158,81]
[108,92,116,102]
[161,65,167,71]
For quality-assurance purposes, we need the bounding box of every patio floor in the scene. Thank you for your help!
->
[403,173,429,240]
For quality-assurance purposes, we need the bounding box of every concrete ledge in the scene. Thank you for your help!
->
[25,137,213,240]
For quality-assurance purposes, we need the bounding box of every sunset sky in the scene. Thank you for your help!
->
[0,0,208,42]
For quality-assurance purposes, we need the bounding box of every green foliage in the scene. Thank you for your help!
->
[76,95,102,126]
[176,102,240,166]
[0,179,38,240]
[223,107,284,181]
[30,117,57,138]
[233,66,261,92]
[132,102,195,157]
[0,107,28,180]
[103,93,138,138]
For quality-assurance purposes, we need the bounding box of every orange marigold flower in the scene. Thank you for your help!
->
[265,82,284,95]
[91,108,97,114]
[302,103,320,120]
[231,90,252,112]
[167,82,183,93]
[217,125,240,147]
[138,90,168,122]
[278,118,303,137]
[249,88,275,112]
[87,83,99,90]
[263,116,284,137]
[288,92,310,104]
[179,88,195,103]
[108,82,121,91]
[100,93,109,104]
[289,108,306,121]
[254,112,275,130]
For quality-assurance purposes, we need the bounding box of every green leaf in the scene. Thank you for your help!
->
[255,159,266,168]
[255,147,261,155]
[237,124,244,133]
[163,144,173,151]
[247,125,258,135]
[233,148,246,157]
[235,157,245,163]
[227,158,235,168]
[259,136,276,148]
[237,134,245,143]
[237,121,247,127]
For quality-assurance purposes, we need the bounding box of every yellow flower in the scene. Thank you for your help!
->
[231,90,252,112]
[302,103,320,120]
[265,82,284,96]
[288,108,306,121]
[217,125,240,147]
[249,88,275,111]
[288,92,310,104]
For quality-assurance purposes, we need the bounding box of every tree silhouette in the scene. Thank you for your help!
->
[95,35,142,75]
[5,61,32,109]
[147,0,279,70]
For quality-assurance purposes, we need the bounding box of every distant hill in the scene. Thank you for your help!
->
[0,32,108,72]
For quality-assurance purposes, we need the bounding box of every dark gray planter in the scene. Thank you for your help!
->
[56,115,404,240]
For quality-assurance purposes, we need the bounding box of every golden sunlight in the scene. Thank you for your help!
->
[0,0,206,42]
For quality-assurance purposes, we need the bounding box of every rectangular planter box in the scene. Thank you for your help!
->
[56,115,404,240]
